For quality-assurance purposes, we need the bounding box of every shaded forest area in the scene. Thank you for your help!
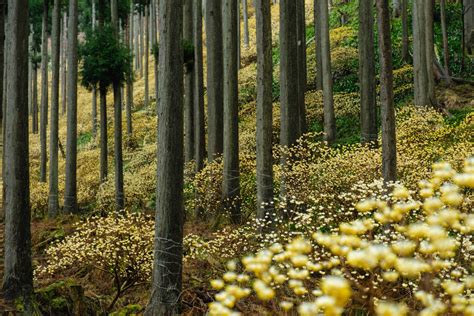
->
[0,0,473,315]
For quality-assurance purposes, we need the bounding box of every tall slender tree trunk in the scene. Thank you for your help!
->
[99,85,108,182]
[296,0,307,137]
[193,0,206,219]
[440,0,451,82]
[320,0,336,144]
[206,0,224,161]
[40,0,49,183]
[64,0,78,214]
[413,1,429,106]
[424,0,436,104]
[135,14,140,72]
[279,0,299,200]
[98,0,108,183]
[2,0,33,308]
[140,11,144,78]
[358,0,377,146]
[184,0,195,163]
[33,65,39,134]
[242,0,249,47]
[126,4,133,138]
[144,5,149,108]
[0,0,4,127]
[61,11,67,116]
[145,0,184,314]
[91,1,97,138]
[223,0,241,224]
[376,0,397,183]
[28,28,33,117]
[152,0,159,111]
[48,0,61,218]
[314,0,323,90]
[111,0,124,211]
[393,0,401,17]
[255,0,273,224]
[401,0,410,63]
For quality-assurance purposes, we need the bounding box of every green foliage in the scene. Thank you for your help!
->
[80,25,132,89]
[77,131,93,148]
[445,107,474,126]
[182,39,195,66]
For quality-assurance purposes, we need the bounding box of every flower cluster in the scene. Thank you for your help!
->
[208,158,474,315]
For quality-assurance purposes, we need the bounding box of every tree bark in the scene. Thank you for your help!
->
[314,0,323,90]
[64,0,78,214]
[99,85,108,182]
[145,0,184,314]
[393,0,401,17]
[184,0,195,163]
[464,0,474,54]
[413,1,429,106]
[440,0,451,83]
[2,0,33,307]
[320,0,336,144]
[152,0,159,112]
[376,0,397,183]
[255,0,274,224]
[144,4,149,108]
[33,65,39,134]
[242,0,249,47]
[223,0,241,224]
[28,28,32,117]
[401,0,410,63]
[91,0,97,138]
[61,11,67,116]
[205,0,224,161]
[48,0,61,218]
[126,3,133,138]
[193,0,206,219]
[358,0,377,146]
[40,0,49,183]
[111,0,124,211]
[296,0,307,137]
[424,0,436,104]
[0,0,4,126]
[140,11,144,78]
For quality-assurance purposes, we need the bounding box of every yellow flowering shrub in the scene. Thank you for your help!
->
[36,212,154,310]
[208,158,474,315]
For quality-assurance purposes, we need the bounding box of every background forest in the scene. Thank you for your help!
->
[0,0,473,315]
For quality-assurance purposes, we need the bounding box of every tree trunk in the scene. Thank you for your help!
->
[0,0,4,127]
[111,0,125,211]
[320,0,336,144]
[48,0,61,218]
[393,0,401,17]
[440,0,451,82]
[314,0,323,90]
[91,0,97,138]
[40,0,49,183]
[144,5,149,108]
[223,0,241,224]
[413,1,429,106]
[358,0,377,146]
[99,85,108,182]
[184,0,195,163]
[193,0,206,219]
[140,11,144,78]
[255,0,274,224]
[464,0,474,54]
[296,0,307,137]
[376,0,397,183]
[152,0,159,112]
[64,0,78,214]
[145,0,184,314]
[61,11,67,116]
[401,0,410,63]
[126,4,133,138]
[28,28,32,117]
[2,0,33,308]
[33,65,39,134]
[424,0,436,104]
[242,0,249,47]
[279,0,299,200]
[206,0,224,161]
